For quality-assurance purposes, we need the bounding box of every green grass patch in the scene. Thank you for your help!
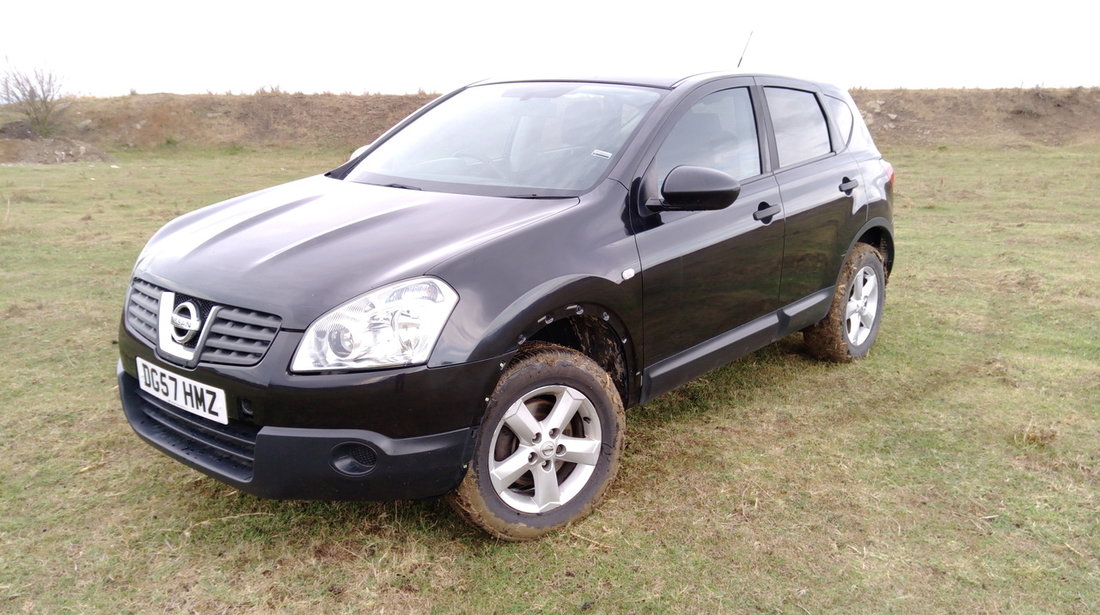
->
[1,145,1097,614]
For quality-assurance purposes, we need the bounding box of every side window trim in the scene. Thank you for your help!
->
[748,81,775,176]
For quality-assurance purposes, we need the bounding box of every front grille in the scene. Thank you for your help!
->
[136,389,260,481]
[126,279,161,344]
[200,307,282,366]
[125,278,282,367]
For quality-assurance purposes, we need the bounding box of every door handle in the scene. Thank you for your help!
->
[753,202,782,221]
[839,177,860,194]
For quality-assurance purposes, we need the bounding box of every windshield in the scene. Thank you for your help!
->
[346,82,663,196]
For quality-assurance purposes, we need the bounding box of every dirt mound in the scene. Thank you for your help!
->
[6,87,1099,153]
[851,87,1100,147]
[0,120,35,139]
[66,92,436,149]
[0,137,114,164]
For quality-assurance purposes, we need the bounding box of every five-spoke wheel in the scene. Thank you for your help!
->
[448,343,624,540]
[805,243,887,361]
[844,264,880,347]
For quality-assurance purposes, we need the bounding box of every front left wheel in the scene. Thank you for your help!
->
[447,343,625,541]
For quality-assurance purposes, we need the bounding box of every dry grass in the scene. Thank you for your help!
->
[1,143,1098,613]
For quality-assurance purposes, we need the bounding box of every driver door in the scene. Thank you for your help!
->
[632,81,785,395]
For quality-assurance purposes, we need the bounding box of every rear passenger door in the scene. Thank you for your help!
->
[759,78,866,304]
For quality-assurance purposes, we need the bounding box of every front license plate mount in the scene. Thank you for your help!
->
[135,357,228,425]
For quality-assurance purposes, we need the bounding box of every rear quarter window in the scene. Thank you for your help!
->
[825,95,855,148]
[764,87,831,168]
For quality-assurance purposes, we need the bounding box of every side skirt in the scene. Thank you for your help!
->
[640,287,833,403]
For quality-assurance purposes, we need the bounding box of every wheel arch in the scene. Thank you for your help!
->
[429,274,641,407]
[850,217,894,279]
[520,308,635,407]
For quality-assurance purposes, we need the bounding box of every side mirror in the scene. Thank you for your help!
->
[653,165,741,211]
[347,144,371,163]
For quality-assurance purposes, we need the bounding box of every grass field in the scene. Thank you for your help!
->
[1,144,1097,614]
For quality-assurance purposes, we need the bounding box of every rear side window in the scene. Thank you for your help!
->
[764,87,831,168]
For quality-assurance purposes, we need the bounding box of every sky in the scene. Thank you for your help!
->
[3,0,1097,98]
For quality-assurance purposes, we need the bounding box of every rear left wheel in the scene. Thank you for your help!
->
[804,243,886,362]
[447,342,624,541]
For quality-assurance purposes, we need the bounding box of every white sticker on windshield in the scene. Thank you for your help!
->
[591,149,613,159]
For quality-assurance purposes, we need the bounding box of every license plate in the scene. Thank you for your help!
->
[136,357,228,425]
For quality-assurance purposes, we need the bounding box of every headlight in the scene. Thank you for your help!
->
[290,277,459,372]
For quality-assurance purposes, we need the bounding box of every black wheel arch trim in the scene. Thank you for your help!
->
[848,216,895,275]
[431,274,638,360]
[428,276,641,406]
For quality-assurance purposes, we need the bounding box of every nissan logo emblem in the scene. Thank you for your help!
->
[170,301,202,344]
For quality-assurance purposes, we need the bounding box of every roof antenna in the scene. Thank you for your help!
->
[737,30,754,68]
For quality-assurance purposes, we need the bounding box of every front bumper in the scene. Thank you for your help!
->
[119,362,478,500]
[117,321,507,501]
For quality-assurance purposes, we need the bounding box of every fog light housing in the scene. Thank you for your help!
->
[331,442,378,476]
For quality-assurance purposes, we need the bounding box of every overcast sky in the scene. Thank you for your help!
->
[3,0,1096,97]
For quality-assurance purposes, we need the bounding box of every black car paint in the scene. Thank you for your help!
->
[118,73,893,501]
[132,175,580,331]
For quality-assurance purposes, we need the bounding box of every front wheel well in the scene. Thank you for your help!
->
[523,314,630,404]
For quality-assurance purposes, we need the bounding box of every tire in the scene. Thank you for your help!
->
[447,342,625,541]
[804,243,886,362]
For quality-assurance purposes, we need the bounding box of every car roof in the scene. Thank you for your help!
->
[469,72,835,92]
[469,75,693,89]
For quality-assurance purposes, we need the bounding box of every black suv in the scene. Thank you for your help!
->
[118,73,894,540]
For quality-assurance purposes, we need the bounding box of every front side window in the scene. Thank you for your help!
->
[346,82,663,196]
[765,87,832,168]
[651,87,761,185]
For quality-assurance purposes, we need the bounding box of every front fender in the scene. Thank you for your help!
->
[428,273,641,367]
[424,178,642,369]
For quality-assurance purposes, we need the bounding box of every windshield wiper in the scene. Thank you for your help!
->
[503,193,563,199]
[380,182,422,191]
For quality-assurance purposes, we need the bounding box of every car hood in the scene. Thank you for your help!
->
[134,175,578,329]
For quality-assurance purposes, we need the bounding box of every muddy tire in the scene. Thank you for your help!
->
[804,243,886,362]
[447,342,625,541]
